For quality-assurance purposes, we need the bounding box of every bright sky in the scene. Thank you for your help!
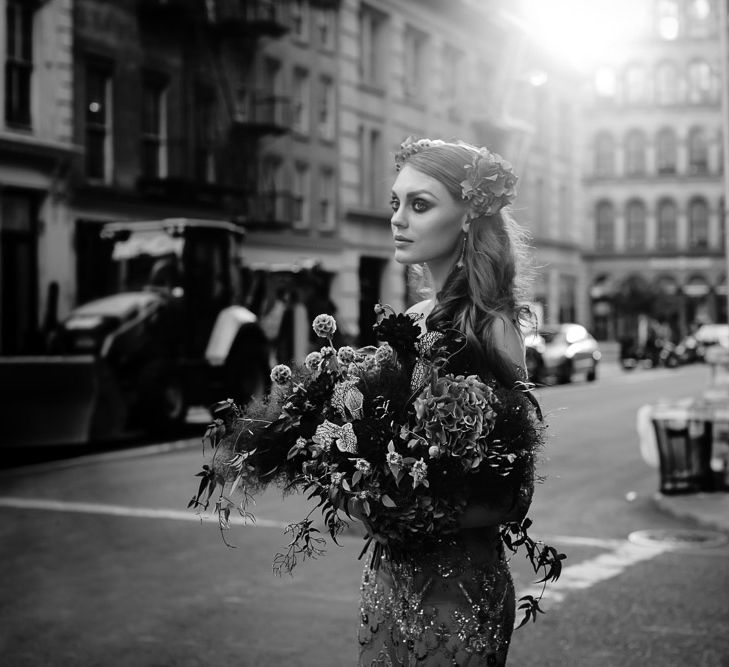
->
[520,0,647,71]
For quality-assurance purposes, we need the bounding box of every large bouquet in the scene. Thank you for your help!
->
[190,305,564,626]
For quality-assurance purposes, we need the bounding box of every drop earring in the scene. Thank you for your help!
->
[456,230,468,269]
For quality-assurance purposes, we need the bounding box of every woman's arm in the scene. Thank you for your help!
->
[490,315,526,375]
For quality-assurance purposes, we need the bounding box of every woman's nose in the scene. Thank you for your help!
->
[391,205,405,228]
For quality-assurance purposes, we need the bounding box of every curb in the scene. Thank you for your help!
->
[652,491,729,537]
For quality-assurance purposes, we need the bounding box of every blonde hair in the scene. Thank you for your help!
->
[401,143,534,385]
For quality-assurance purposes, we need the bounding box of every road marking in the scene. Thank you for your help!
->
[0,496,289,528]
[516,538,668,608]
[0,496,672,615]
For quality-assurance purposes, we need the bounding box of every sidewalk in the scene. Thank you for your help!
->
[654,490,729,535]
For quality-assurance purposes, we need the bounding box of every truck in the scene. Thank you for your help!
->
[0,218,271,448]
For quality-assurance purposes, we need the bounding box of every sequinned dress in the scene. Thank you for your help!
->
[357,481,532,667]
[358,305,535,666]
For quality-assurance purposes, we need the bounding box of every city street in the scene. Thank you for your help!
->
[1,363,729,666]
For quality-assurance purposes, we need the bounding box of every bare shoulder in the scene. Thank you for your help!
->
[406,299,434,317]
[489,314,526,369]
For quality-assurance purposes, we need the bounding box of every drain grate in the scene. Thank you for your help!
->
[628,529,728,549]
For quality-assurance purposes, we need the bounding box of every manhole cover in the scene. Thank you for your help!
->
[628,529,728,549]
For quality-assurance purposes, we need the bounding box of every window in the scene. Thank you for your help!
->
[657,0,680,40]
[292,67,309,135]
[687,60,717,104]
[194,86,216,183]
[291,0,308,42]
[318,168,336,231]
[258,156,284,223]
[655,61,679,105]
[85,60,113,182]
[594,67,617,103]
[315,7,335,51]
[293,162,310,229]
[624,64,648,105]
[5,0,33,128]
[595,201,615,250]
[688,127,709,175]
[141,74,168,179]
[558,275,577,323]
[625,200,646,250]
[403,26,427,101]
[657,199,677,249]
[625,129,646,176]
[359,5,386,87]
[359,125,382,208]
[318,75,335,141]
[656,127,677,174]
[594,132,615,177]
[689,197,709,249]
[686,0,713,37]
[442,44,464,110]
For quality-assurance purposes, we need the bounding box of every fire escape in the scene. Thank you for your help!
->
[136,0,294,228]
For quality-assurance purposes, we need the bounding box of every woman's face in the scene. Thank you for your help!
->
[389,164,468,271]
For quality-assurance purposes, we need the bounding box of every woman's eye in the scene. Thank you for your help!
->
[412,199,429,213]
[390,198,400,212]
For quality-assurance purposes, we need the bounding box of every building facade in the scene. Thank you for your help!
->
[0,0,75,354]
[583,0,726,342]
[337,0,586,342]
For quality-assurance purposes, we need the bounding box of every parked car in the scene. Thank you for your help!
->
[524,323,601,385]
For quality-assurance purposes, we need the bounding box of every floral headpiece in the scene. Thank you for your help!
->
[394,136,518,218]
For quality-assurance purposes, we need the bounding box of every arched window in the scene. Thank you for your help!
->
[657,0,680,40]
[686,0,714,37]
[655,61,679,105]
[657,198,677,249]
[656,127,677,174]
[625,199,646,249]
[594,132,615,176]
[688,197,709,249]
[625,129,647,176]
[595,201,615,250]
[687,60,717,104]
[624,64,649,105]
[688,127,709,174]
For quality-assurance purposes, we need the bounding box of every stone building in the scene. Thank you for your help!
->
[582,0,727,342]
[0,0,75,354]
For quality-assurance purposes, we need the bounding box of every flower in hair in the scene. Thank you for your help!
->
[394,136,446,170]
[461,148,518,218]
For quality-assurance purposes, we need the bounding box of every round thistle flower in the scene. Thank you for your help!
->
[347,362,361,377]
[337,345,356,365]
[270,364,292,385]
[428,445,442,459]
[360,356,379,373]
[312,313,337,339]
[320,345,336,359]
[374,343,395,365]
[305,351,322,371]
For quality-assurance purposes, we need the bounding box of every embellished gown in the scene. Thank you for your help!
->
[357,486,532,667]
[358,303,535,666]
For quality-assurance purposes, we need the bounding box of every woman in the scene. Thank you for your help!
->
[357,137,536,666]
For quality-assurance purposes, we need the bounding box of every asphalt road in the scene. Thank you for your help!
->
[1,363,728,666]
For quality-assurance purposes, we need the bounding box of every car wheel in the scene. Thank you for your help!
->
[586,361,598,382]
[558,359,572,384]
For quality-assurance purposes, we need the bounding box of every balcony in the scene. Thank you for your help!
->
[136,176,247,209]
[212,0,290,38]
[232,93,292,136]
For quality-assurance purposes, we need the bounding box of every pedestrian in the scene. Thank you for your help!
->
[356,137,537,666]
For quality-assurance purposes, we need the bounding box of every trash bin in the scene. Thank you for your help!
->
[651,414,714,494]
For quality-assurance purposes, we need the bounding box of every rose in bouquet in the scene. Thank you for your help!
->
[189,305,564,625]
